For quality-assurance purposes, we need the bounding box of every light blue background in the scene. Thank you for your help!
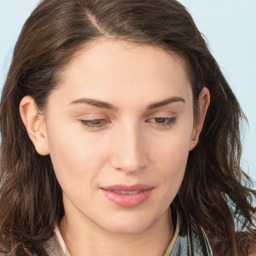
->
[0,0,255,182]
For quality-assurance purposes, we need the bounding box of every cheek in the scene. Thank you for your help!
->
[45,119,109,192]
[150,120,193,170]
[148,119,193,196]
[155,139,189,185]
[153,143,189,209]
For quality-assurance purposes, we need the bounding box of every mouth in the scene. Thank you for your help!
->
[106,190,143,195]
[100,184,154,208]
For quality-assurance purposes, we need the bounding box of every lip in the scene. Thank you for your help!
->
[100,184,154,208]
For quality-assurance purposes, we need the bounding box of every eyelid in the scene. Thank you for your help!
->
[79,118,110,129]
[147,116,176,123]
[75,112,107,119]
[145,116,177,128]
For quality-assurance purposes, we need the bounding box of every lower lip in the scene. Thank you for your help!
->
[101,188,153,208]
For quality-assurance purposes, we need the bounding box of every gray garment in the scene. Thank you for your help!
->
[170,221,213,256]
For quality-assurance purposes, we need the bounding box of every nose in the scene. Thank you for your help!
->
[110,123,148,173]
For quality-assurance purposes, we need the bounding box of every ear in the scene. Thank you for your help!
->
[19,96,49,155]
[189,87,210,150]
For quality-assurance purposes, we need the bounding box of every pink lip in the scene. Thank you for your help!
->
[100,184,154,208]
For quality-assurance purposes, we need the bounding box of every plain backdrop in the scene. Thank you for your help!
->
[0,0,255,182]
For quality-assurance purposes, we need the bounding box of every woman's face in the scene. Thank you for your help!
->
[27,39,208,234]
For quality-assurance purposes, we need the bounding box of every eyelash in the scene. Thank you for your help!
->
[147,117,176,129]
[79,117,176,129]
[146,117,176,127]
[80,119,108,128]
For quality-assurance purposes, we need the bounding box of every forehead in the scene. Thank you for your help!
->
[63,39,190,80]
[51,39,192,107]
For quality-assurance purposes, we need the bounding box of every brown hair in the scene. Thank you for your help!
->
[0,0,255,255]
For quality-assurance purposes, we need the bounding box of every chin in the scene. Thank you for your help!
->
[97,212,157,235]
[105,223,151,235]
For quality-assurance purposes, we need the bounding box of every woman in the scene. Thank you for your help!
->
[0,0,255,255]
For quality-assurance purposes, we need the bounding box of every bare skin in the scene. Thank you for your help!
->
[20,39,210,256]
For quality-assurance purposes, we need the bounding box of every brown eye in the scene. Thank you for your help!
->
[154,117,167,124]
[87,119,103,126]
[147,117,176,126]
[80,119,109,128]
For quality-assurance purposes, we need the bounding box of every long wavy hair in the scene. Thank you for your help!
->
[0,0,255,255]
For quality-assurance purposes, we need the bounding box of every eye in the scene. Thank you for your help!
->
[146,117,176,127]
[80,119,109,129]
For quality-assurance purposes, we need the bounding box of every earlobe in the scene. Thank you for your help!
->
[189,87,210,151]
[19,96,49,155]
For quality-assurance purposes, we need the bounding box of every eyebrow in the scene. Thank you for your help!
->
[147,96,185,110]
[70,98,118,110]
[69,96,185,110]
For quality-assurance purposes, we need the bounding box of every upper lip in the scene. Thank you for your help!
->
[101,184,154,191]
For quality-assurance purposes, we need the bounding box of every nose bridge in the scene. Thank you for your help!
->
[110,121,147,172]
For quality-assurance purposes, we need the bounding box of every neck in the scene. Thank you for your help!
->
[59,200,174,256]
